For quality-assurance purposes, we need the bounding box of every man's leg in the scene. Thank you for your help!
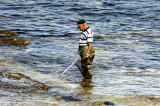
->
[87,47,95,75]
[79,46,95,78]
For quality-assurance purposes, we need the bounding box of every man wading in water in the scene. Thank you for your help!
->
[76,19,95,79]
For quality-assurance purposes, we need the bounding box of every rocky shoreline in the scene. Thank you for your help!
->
[0,30,31,46]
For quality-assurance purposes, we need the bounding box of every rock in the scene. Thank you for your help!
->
[104,101,115,105]
[0,38,31,46]
[0,30,19,37]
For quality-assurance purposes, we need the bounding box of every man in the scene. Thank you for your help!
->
[77,19,95,79]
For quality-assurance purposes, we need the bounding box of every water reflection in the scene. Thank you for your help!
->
[79,78,93,92]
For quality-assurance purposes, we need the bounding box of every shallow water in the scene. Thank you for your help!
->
[0,0,160,105]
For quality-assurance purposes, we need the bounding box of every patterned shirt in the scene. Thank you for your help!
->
[79,27,93,46]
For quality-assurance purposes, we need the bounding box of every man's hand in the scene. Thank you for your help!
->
[85,52,90,58]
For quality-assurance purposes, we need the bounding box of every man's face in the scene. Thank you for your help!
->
[77,24,84,31]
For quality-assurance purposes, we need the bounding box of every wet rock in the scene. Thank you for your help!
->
[0,30,31,46]
[0,30,19,37]
[0,38,31,46]
[61,96,81,102]
[0,71,49,93]
[104,101,115,105]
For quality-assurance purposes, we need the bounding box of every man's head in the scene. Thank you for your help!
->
[77,19,88,31]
